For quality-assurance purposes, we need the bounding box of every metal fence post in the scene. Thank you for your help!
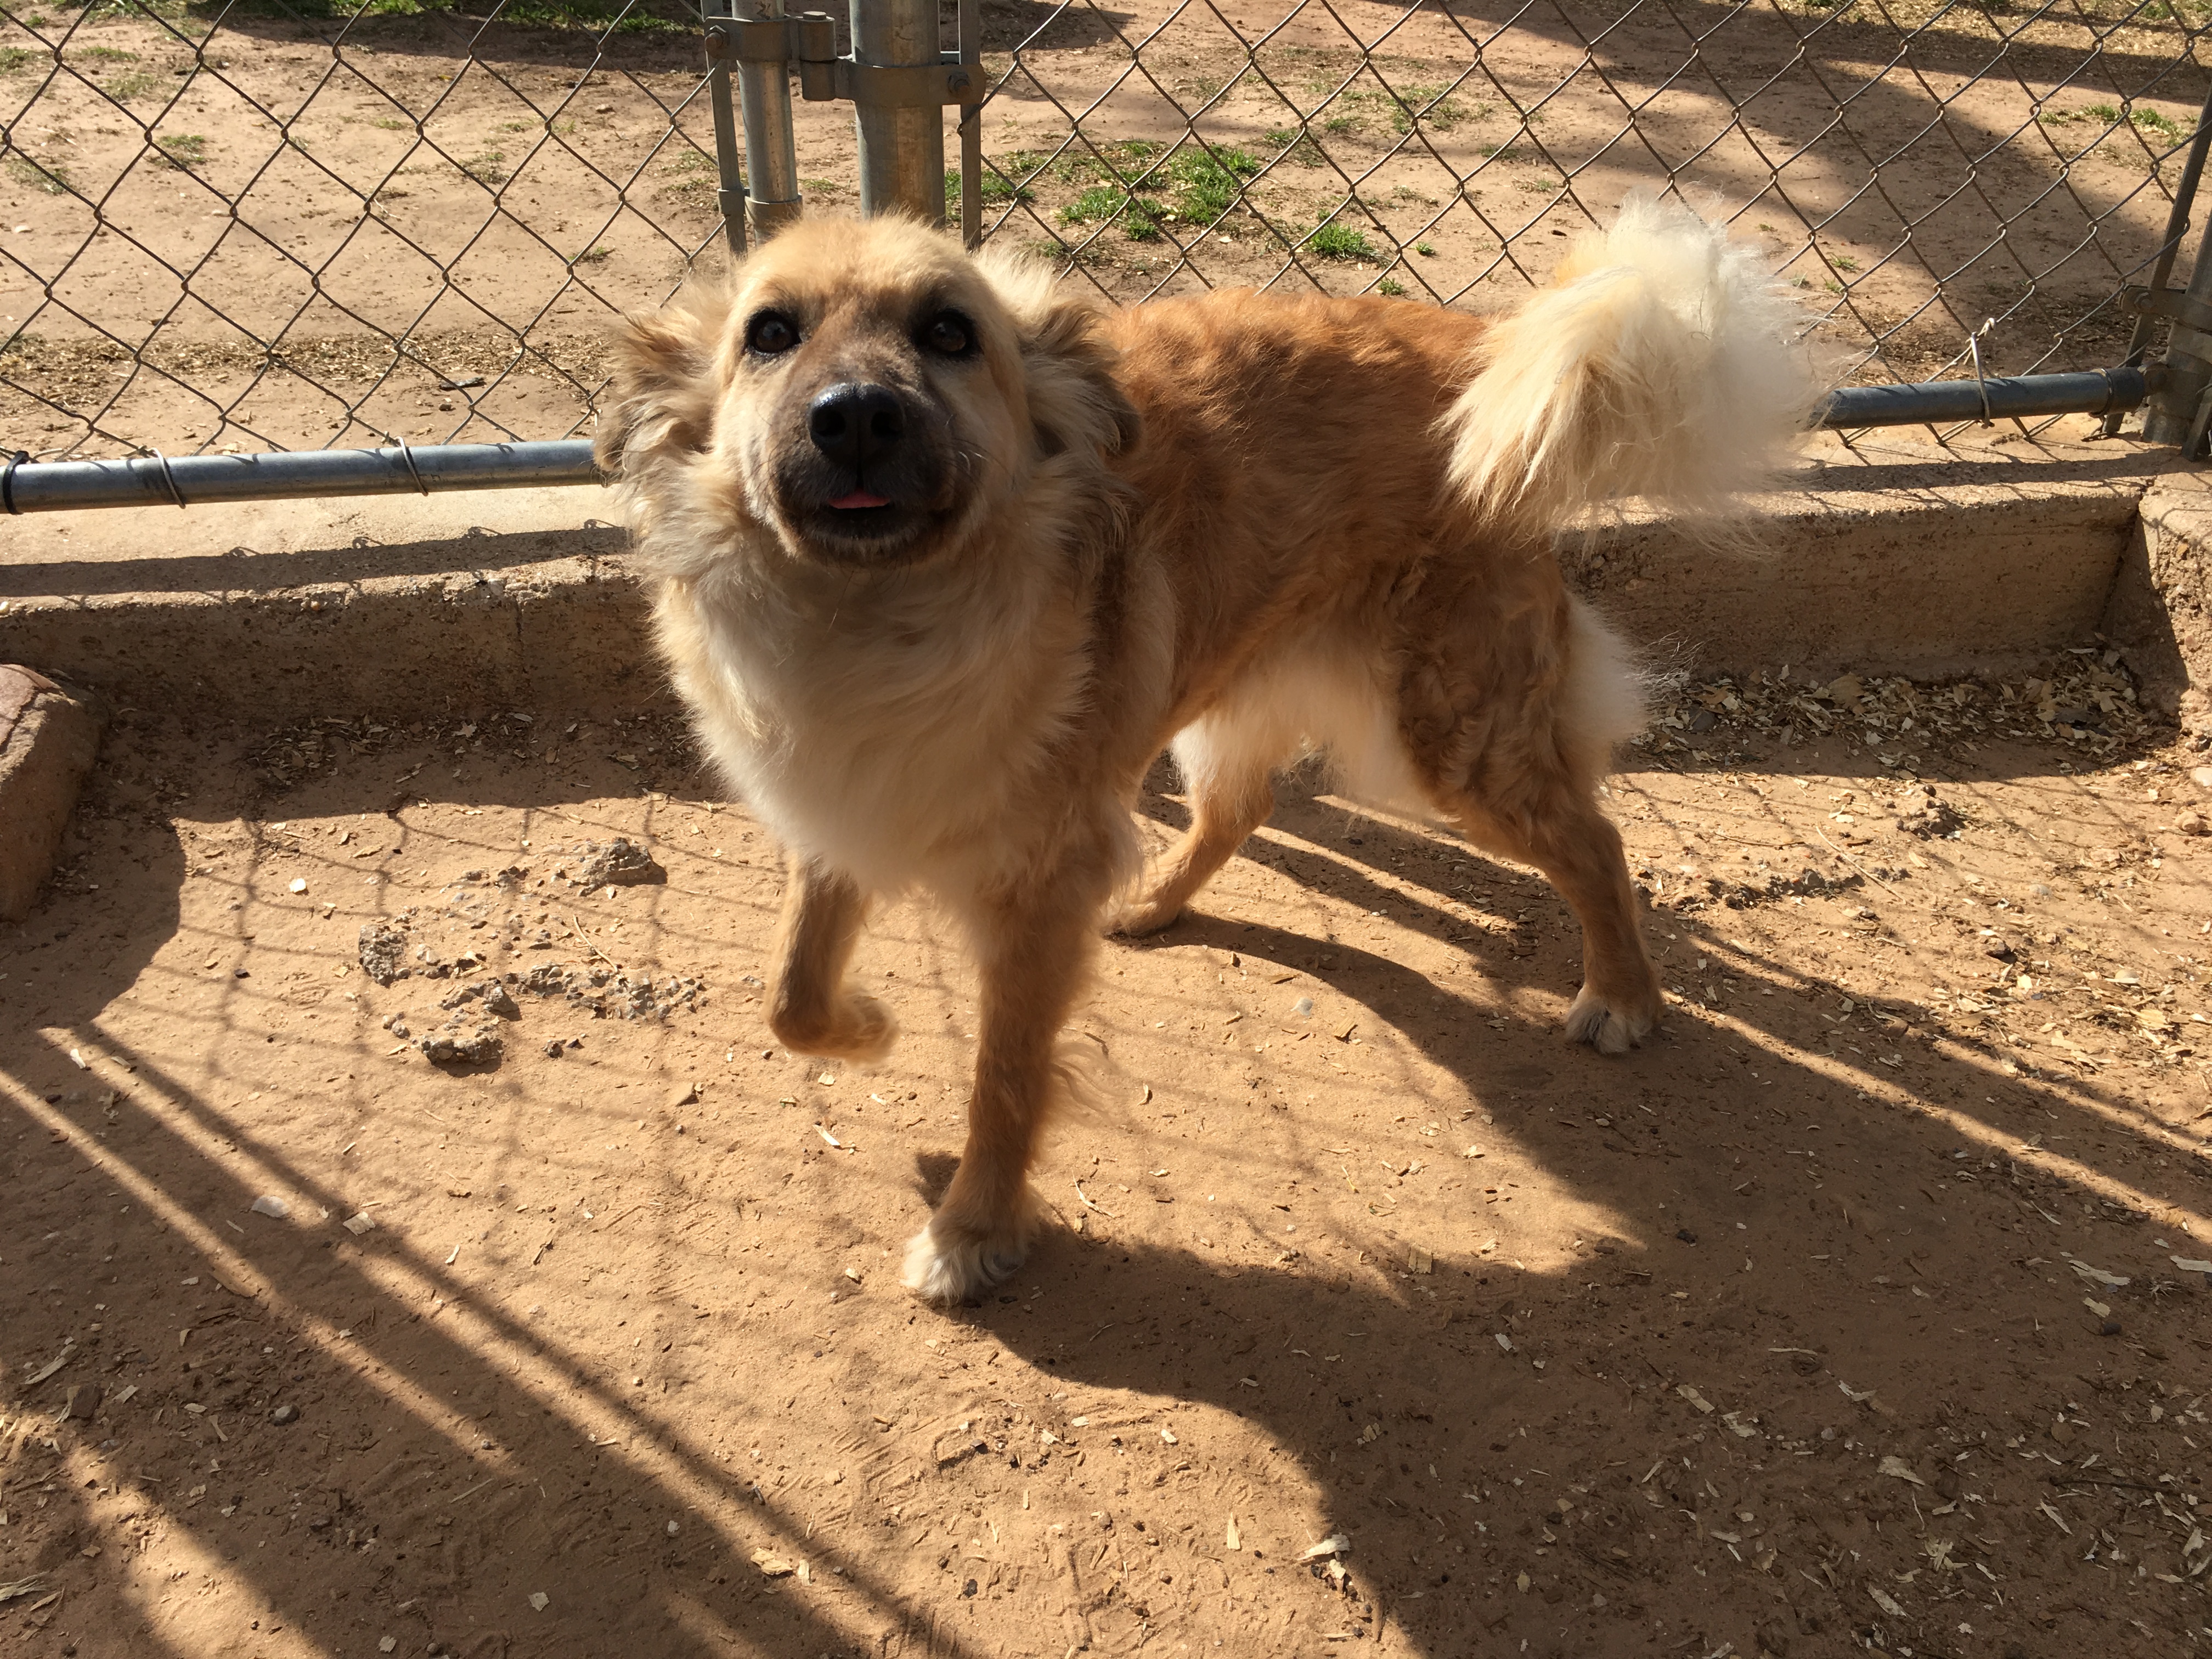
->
[737,0,805,240]
[702,0,751,258]
[850,0,946,222]
[956,0,981,250]
[2138,243,2212,453]
[2123,83,2212,449]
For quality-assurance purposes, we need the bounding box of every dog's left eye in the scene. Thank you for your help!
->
[921,311,975,358]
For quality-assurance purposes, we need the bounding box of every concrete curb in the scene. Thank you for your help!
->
[0,666,106,919]
[0,433,2188,725]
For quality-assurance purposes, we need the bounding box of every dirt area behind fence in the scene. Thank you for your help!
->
[4,641,2211,1658]
[5,0,2208,458]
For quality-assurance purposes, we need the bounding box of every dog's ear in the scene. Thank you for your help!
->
[1019,294,1141,462]
[594,289,726,479]
[975,245,1139,461]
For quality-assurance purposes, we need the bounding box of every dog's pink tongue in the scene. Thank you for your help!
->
[828,489,890,510]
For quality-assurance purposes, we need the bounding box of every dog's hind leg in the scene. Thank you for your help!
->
[906,862,1109,1302]
[767,856,897,1062]
[1421,595,1659,1053]
[1451,793,1659,1053]
[1109,718,1278,936]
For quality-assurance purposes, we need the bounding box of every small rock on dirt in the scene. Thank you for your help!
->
[271,1403,299,1425]
[416,1016,503,1066]
[59,1383,101,1422]
[439,978,520,1019]
[2174,810,2209,836]
[571,838,664,888]
[1894,785,1964,838]
[357,921,410,984]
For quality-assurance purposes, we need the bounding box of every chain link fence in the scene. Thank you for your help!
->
[1,0,727,459]
[4,0,2210,463]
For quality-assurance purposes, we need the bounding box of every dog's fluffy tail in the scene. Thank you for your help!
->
[1444,193,1822,533]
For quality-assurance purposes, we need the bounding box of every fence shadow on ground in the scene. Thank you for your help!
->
[3,732,2205,1655]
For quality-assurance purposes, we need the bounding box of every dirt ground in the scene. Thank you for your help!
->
[4,640,2212,1658]
[4,0,2207,458]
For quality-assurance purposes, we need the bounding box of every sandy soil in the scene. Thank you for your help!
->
[4,644,2211,1659]
[4,0,2207,458]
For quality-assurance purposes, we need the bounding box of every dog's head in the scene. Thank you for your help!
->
[597,217,1138,569]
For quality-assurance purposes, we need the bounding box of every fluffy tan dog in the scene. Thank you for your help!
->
[597,196,1816,1302]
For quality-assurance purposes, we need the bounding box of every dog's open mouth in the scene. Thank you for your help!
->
[796,488,923,554]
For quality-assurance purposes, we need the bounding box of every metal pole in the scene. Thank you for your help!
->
[2,442,600,514]
[850,0,945,222]
[0,366,2158,515]
[737,0,803,240]
[703,0,749,258]
[957,0,980,249]
[2107,80,2212,438]
[1818,367,2149,430]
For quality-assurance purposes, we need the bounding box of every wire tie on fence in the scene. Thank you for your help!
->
[147,447,188,509]
[391,433,430,496]
[1968,318,1996,425]
[1,450,28,517]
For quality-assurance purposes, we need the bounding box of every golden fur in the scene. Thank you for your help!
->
[597,200,1814,1302]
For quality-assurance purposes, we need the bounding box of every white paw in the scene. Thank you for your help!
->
[900,1214,1033,1304]
[1104,894,1182,938]
[1564,984,1656,1054]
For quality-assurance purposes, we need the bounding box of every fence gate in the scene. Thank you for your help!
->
[4,0,2211,511]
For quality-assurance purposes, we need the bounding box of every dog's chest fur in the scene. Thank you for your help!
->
[659,550,1099,894]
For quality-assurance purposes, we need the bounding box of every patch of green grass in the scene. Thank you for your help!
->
[1160,145,1259,219]
[1414,240,1437,256]
[1052,139,1161,186]
[946,166,1033,206]
[1830,254,1860,273]
[1059,183,1165,241]
[461,149,509,185]
[372,116,411,131]
[1308,222,1375,261]
[661,148,714,174]
[2043,103,2186,142]
[75,44,138,62]
[155,132,210,167]
[1059,183,1131,227]
[1122,196,1166,241]
[104,69,161,100]
[5,154,72,195]
[569,244,611,265]
[0,46,39,75]
[1376,276,1407,296]
[1386,83,1475,133]
[1310,82,1474,138]
[1262,127,1326,168]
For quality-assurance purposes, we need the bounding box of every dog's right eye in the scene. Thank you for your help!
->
[745,312,799,357]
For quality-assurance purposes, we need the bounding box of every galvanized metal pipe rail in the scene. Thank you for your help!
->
[0,370,2158,515]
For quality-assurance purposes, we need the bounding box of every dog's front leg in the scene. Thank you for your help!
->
[766,856,896,1062]
[902,874,1101,1304]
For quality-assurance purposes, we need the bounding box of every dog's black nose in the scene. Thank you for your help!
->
[808,383,905,466]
